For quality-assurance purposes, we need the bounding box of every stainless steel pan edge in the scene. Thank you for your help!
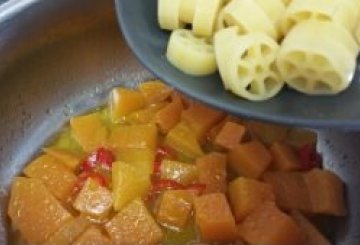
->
[0,0,359,244]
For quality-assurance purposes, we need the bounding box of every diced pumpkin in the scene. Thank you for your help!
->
[109,87,145,121]
[125,102,167,124]
[116,147,155,175]
[8,178,72,244]
[73,178,112,218]
[155,94,183,134]
[105,198,164,245]
[286,128,317,149]
[194,193,237,243]
[206,115,245,142]
[290,210,331,245]
[44,215,91,245]
[228,141,272,179]
[214,122,246,150]
[156,190,194,230]
[160,159,198,185]
[73,226,112,245]
[182,102,225,141]
[228,177,275,221]
[270,142,301,171]
[109,123,158,150]
[246,120,290,145]
[263,171,312,212]
[304,168,346,216]
[112,161,151,211]
[70,112,107,152]
[139,80,173,104]
[43,147,83,170]
[23,154,77,202]
[165,121,204,159]
[196,152,227,194]
[239,202,304,245]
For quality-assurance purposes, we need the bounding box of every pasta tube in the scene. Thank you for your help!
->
[158,0,185,30]
[179,0,199,23]
[193,0,222,37]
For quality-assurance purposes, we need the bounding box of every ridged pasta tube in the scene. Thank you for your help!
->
[216,0,278,40]
[193,0,222,37]
[179,0,199,23]
[166,29,217,76]
[158,0,185,30]
[277,20,358,95]
[215,27,283,101]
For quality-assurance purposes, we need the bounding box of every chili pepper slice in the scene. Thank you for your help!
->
[73,171,108,195]
[80,147,115,171]
[298,144,322,171]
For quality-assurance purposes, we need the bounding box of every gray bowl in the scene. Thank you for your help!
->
[0,0,359,244]
[115,0,360,129]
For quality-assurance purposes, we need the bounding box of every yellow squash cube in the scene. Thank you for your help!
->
[160,159,198,185]
[139,80,173,104]
[43,147,83,170]
[116,147,155,175]
[73,226,112,245]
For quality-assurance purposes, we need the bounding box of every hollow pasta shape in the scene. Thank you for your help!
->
[158,0,185,30]
[277,20,358,95]
[193,0,222,37]
[166,29,217,76]
[179,0,199,23]
[254,0,286,28]
[216,0,278,40]
[215,27,283,101]
[355,21,360,47]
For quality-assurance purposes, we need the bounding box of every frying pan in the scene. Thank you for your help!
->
[0,0,359,244]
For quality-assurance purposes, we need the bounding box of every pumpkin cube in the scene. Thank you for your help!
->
[139,80,173,104]
[228,177,275,221]
[73,226,112,245]
[109,87,145,121]
[228,141,272,179]
[263,171,312,212]
[44,215,91,245]
[8,178,72,244]
[245,121,289,145]
[70,112,107,152]
[239,202,304,245]
[43,147,83,170]
[161,160,198,185]
[109,123,158,151]
[286,128,317,149]
[194,193,237,243]
[73,178,112,218]
[214,122,246,150]
[125,102,167,124]
[165,121,204,159]
[155,94,183,134]
[156,190,194,230]
[112,161,151,211]
[304,169,346,216]
[23,154,77,202]
[116,148,155,175]
[196,152,227,194]
[270,142,301,171]
[290,210,331,245]
[182,102,225,141]
[105,198,164,245]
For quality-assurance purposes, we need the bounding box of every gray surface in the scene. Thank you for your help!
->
[0,0,359,244]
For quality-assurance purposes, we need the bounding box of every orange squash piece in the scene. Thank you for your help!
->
[245,120,290,145]
[43,147,83,170]
[239,202,304,245]
[155,94,183,134]
[109,123,158,150]
[161,160,198,185]
[156,190,194,231]
[304,168,347,216]
[196,152,227,194]
[44,215,91,245]
[263,171,312,212]
[139,80,173,104]
[8,178,72,244]
[73,226,112,245]
[286,128,317,149]
[291,210,331,245]
[182,102,225,141]
[70,112,107,152]
[105,198,164,245]
[270,142,301,171]
[109,87,145,121]
[228,141,272,179]
[194,193,237,243]
[228,177,275,221]
[23,154,77,202]
[214,122,246,150]
[125,102,167,124]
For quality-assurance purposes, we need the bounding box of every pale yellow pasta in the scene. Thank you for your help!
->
[158,0,184,30]
[355,21,360,46]
[281,0,293,6]
[216,0,278,40]
[254,0,286,29]
[193,0,222,37]
[277,20,358,95]
[215,27,283,101]
[281,0,359,35]
[166,29,217,76]
[179,0,199,23]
